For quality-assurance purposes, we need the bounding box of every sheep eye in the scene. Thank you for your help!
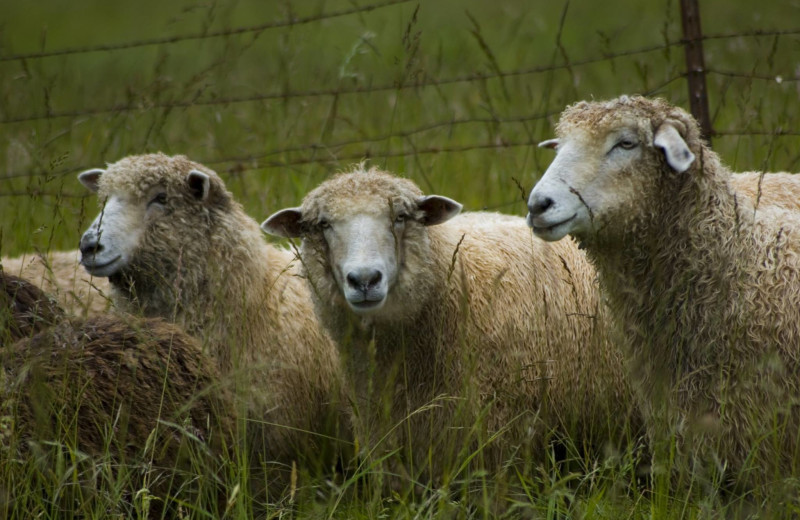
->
[318,219,331,230]
[149,192,168,206]
[394,213,408,225]
[616,139,638,150]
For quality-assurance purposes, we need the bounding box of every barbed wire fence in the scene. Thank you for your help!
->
[1,0,798,202]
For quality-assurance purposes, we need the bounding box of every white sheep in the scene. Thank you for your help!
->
[76,153,347,489]
[527,95,800,487]
[1,250,111,317]
[262,165,641,490]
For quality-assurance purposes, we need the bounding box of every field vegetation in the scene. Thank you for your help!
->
[1,0,799,517]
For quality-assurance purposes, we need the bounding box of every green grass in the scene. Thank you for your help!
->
[2,0,800,517]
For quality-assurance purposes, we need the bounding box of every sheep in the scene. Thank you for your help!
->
[729,171,800,211]
[1,313,236,514]
[261,165,641,491]
[75,153,347,487]
[1,250,111,318]
[1,269,64,343]
[527,95,800,488]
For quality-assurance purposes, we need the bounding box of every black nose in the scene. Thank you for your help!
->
[527,194,554,217]
[79,234,103,256]
[346,268,383,292]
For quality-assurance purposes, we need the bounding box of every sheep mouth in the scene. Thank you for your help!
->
[530,213,576,237]
[82,255,123,276]
[347,296,387,314]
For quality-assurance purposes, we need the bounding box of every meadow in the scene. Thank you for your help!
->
[1,0,800,517]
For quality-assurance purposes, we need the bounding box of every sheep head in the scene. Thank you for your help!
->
[78,153,231,280]
[527,96,701,245]
[262,165,461,318]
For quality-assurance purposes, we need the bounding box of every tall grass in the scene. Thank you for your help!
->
[2,0,800,517]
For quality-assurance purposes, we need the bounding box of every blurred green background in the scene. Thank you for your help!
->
[1,0,799,256]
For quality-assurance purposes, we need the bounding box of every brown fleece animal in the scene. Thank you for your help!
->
[1,270,64,343]
[77,153,346,485]
[1,250,111,318]
[528,95,800,488]
[263,166,641,489]
[1,314,235,512]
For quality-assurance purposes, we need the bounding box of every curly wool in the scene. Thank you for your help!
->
[0,270,64,343]
[560,96,800,483]
[297,166,640,483]
[92,153,345,476]
[4,315,234,459]
[2,314,235,511]
[729,171,800,211]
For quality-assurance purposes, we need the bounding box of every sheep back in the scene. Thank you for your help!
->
[1,250,111,318]
[1,270,64,344]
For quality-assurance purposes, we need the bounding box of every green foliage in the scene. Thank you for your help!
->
[2,0,800,516]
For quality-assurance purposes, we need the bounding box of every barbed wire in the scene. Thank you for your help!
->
[707,68,800,83]
[3,16,797,65]
[201,72,690,173]
[0,190,89,199]
[203,111,559,167]
[701,27,800,42]
[1,16,797,186]
[3,25,798,125]
[0,41,682,125]
[2,127,797,202]
[217,137,539,169]
[0,111,558,182]
[0,138,542,195]
[2,68,794,186]
[0,0,413,63]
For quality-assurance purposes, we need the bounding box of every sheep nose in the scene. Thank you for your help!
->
[79,232,103,257]
[527,193,554,217]
[346,268,383,293]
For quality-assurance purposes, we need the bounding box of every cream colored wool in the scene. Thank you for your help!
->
[1,250,111,318]
[730,171,800,211]
[82,153,346,480]
[543,96,800,485]
[286,167,640,485]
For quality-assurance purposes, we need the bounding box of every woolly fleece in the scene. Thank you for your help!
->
[554,95,800,485]
[87,153,346,480]
[1,270,64,343]
[2,314,235,510]
[293,166,641,485]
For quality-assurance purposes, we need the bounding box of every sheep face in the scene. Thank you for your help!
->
[527,96,698,245]
[262,168,461,319]
[78,184,149,277]
[310,210,401,314]
[78,154,230,282]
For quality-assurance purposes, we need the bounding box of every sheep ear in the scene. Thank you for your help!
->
[261,208,305,238]
[417,195,462,226]
[186,170,211,201]
[78,168,105,192]
[538,138,559,150]
[654,122,695,173]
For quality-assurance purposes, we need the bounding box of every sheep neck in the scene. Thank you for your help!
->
[110,206,277,367]
[588,150,753,383]
[321,223,463,417]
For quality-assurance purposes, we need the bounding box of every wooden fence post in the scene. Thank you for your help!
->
[680,0,713,145]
